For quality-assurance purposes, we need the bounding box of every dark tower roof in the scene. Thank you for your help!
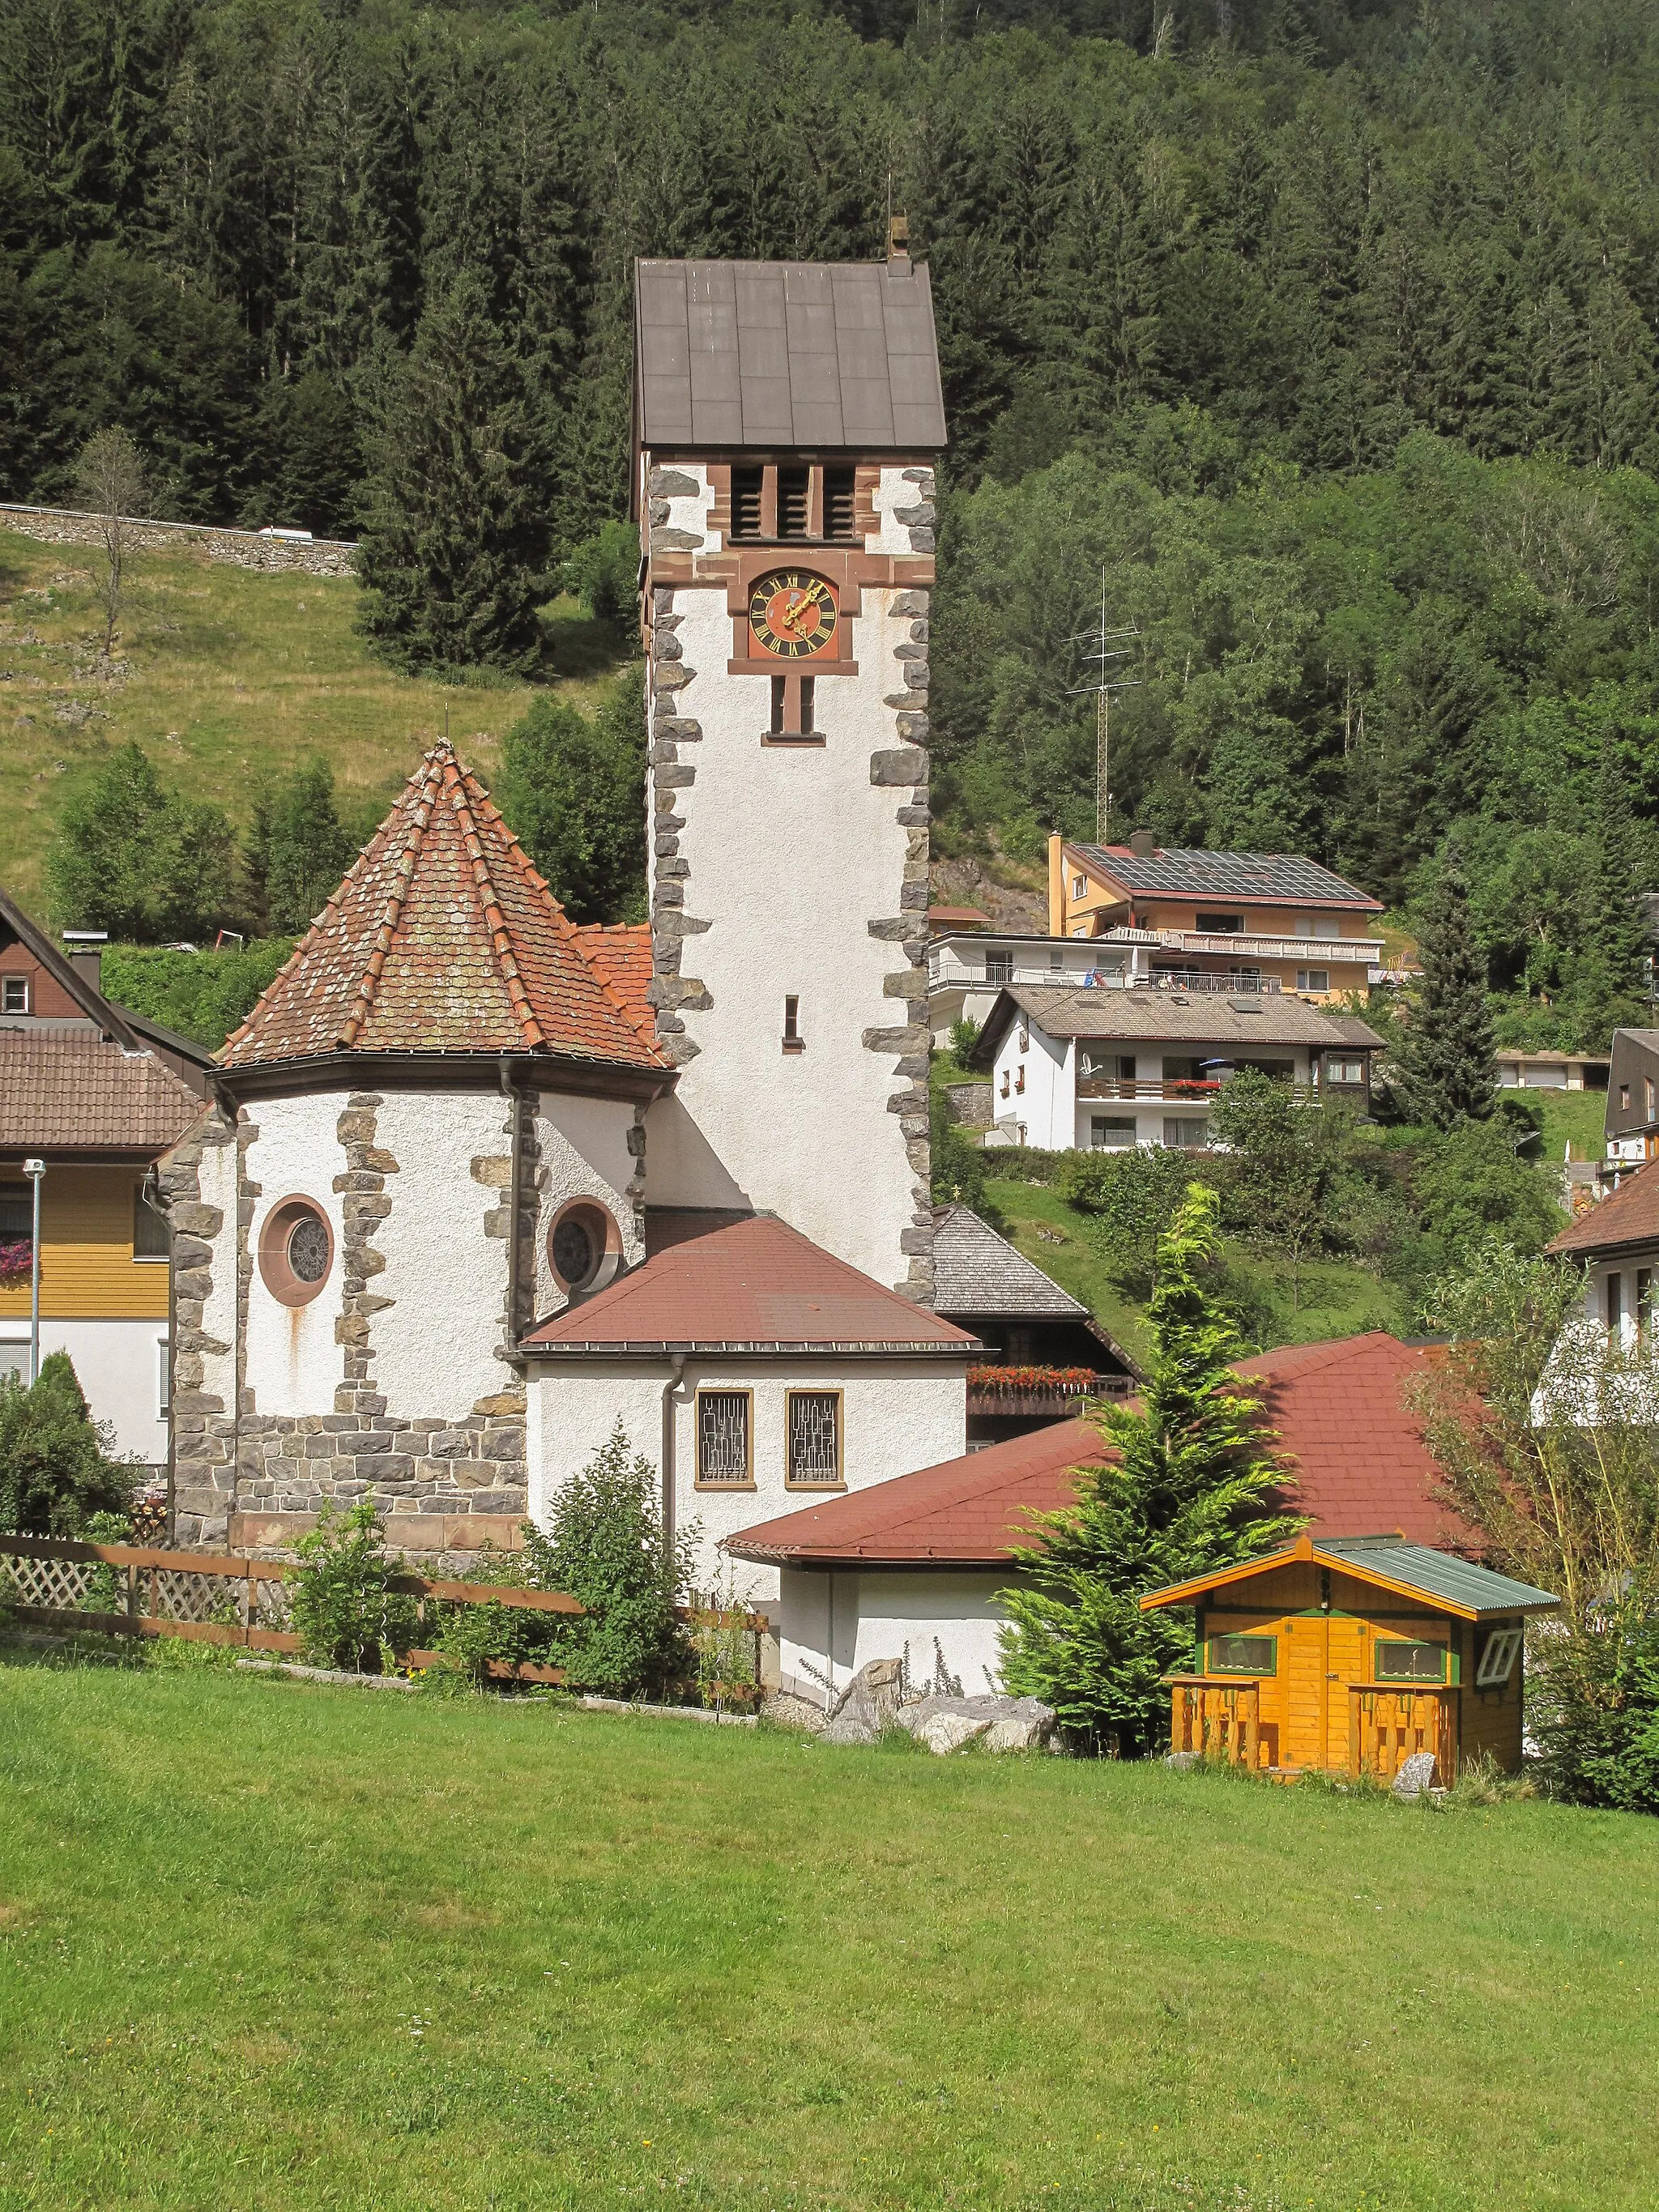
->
[633,257,946,454]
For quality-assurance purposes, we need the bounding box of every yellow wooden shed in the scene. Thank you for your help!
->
[1140,1532,1559,1784]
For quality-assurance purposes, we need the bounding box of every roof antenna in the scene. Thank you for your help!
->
[1068,565,1141,843]
[443,703,450,745]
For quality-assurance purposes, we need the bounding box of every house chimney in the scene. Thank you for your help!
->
[887,212,910,262]
[62,930,107,991]
[1128,828,1157,859]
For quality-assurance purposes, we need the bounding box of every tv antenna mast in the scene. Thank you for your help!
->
[1068,568,1141,843]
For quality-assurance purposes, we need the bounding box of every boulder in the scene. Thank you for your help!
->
[824,1657,904,1745]
[1391,1750,1440,1799]
[897,1693,1058,1755]
[920,1710,993,1755]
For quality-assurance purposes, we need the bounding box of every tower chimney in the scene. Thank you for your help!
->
[1128,828,1156,859]
[887,212,910,262]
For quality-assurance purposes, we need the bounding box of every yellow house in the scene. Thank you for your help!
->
[0,890,210,1468]
[1047,832,1384,1004]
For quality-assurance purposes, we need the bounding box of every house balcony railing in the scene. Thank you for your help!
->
[1141,928,1384,964]
[965,1365,1128,1416]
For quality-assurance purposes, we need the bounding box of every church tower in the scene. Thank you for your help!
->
[633,239,945,1298]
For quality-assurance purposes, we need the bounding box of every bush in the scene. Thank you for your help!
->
[0,1353,133,1537]
[947,1016,982,1061]
[288,1500,418,1673]
[931,1083,988,1209]
[1529,1612,1659,1813]
[518,1421,694,1698]
[102,938,296,1051]
[987,1146,1066,1185]
[564,518,642,625]
[1056,1145,1196,1293]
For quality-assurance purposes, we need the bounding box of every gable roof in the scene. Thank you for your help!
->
[1547,1157,1659,1259]
[1139,1529,1557,1621]
[220,743,667,1076]
[0,1026,203,1157]
[1069,843,1382,912]
[0,886,214,1095]
[932,1204,1088,1319]
[971,984,1383,1057]
[725,1332,1471,1566]
[634,257,946,454]
[522,1209,977,1356]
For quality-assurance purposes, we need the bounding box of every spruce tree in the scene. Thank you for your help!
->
[1393,842,1497,1129]
[1572,735,1651,1038]
[997,1185,1295,1754]
[356,271,549,676]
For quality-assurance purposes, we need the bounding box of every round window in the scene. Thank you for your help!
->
[546,1198,621,1298]
[258,1197,335,1308]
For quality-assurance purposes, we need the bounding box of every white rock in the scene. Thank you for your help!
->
[920,1710,994,1755]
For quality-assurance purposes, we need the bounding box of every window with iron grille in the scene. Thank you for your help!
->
[787,1392,841,1485]
[730,466,763,540]
[697,1391,752,1485]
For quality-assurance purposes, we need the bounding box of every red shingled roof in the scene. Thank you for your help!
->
[726,1332,1473,1565]
[0,1029,203,1157]
[524,1209,978,1353]
[1547,1160,1659,1259]
[221,742,666,1072]
[574,923,656,1049]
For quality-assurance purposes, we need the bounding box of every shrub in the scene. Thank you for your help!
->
[987,1145,1066,1185]
[288,1500,417,1673]
[564,518,642,624]
[0,1353,133,1537]
[947,1016,982,1061]
[1056,1144,1196,1292]
[1529,1611,1659,1813]
[930,1083,988,1209]
[102,938,296,1052]
[518,1421,695,1698]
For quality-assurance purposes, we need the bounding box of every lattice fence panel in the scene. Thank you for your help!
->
[5,1554,102,1612]
[143,1568,245,1627]
[251,1575,292,1630]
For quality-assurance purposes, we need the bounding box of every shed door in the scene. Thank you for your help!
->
[1282,1616,1328,1771]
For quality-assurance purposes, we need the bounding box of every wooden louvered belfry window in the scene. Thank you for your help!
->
[725,464,861,546]
[696,1390,753,1486]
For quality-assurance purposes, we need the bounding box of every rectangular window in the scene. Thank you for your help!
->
[1073,875,1087,900]
[799,676,815,733]
[1090,1117,1137,1149]
[157,1335,171,1418]
[1196,912,1244,934]
[133,1183,169,1259]
[787,1391,842,1486]
[696,1391,752,1486]
[770,675,786,733]
[1475,1627,1522,1688]
[1620,1085,1631,1111]
[2,975,28,1014]
[1295,917,1315,937]
[1647,1078,1656,1121]
[1295,969,1329,993]
[1048,948,1064,974]
[1607,1272,1624,1334]
[984,952,1013,986]
[1162,1118,1209,1149]
[1326,1057,1364,1085]
[1375,1639,1446,1682]
[822,466,856,543]
[783,995,803,1053]
[730,466,763,540]
[0,1183,29,1238]
[1209,1633,1275,1675]
[1314,917,1339,939]
[776,465,810,539]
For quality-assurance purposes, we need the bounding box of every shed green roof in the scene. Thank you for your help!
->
[1316,1537,1558,1618]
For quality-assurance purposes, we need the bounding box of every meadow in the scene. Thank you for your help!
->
[2,1653,1657,2212]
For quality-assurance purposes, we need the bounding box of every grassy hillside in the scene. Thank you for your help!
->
[4,1655,1658,2210]
[0,528,628,914]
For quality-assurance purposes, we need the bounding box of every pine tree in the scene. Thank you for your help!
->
[1572,735,1651,1039]
[259,758,356,935]
[356,271,550,675]
[1392,842,1497,1129]
[997,1185,1295,1754]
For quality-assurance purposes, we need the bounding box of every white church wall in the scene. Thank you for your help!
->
[373,1090,508,1419]
[243,1089,352,1419]
[528,1093,644,1319]
[528,1356,967,1600]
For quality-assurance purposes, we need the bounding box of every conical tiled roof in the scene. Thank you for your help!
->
[221,741,666,1072]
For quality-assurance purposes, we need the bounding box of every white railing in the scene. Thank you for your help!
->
[1148,928,1383,962]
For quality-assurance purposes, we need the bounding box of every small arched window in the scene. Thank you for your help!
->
[547,1197,624,1298]
[258,1197,335,1307]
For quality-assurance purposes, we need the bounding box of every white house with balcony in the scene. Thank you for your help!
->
[966,984,1383,1153]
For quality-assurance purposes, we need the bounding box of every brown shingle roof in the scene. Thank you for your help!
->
[0,1029,203,1156]
[221,743,667,1072]
[523,1209,977,1354]
[1547,1160,1659,1259]
[979,985,1383,1052]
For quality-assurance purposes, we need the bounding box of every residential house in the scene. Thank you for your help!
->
[928,929,1157,1045]
[725,1331,1472,1707]
[1545,1159,1659,1345]
[1495,1048,1608,1093]
[0,890,212,1462]
[930,1202,1137,1441]
[967,983,1382,1153]
[1047,833,1385,1004]
[1602,1030,1659,1168]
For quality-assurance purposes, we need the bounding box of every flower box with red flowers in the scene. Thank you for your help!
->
[966,1364,1098,1396]
[0,1238,32,1289]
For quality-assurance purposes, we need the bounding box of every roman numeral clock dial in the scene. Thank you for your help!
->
[748,570,838,658]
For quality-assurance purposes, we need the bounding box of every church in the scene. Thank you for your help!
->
[162,237,985,1616]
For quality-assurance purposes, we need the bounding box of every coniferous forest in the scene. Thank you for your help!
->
[3,0,1659,1042]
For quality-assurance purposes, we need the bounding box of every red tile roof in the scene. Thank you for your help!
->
[1547,1160,1659,1259]
[0,1029,203,1156]
[523,1209,978,1353]
[726,1332,1473,1565]
[573,923,656,1049]
[221,743,667,1072]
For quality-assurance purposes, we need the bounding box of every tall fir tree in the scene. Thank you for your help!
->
[1572,735,1652,1038]
[997,1185,1295,1754]
[356,271,549,675]
[1392,841,1497,1129]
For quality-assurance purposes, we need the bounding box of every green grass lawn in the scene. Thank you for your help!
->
[984,1178,1412,1366]
[3,1657,1657,2212]
[1526,1087,1609,1165]
[0,528,629,910]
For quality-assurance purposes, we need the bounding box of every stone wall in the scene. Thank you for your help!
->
[0,503,356,577]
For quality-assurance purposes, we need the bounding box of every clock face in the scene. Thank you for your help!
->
[748,570,838,659]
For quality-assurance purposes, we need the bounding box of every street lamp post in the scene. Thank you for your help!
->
[23,1157,44,1384]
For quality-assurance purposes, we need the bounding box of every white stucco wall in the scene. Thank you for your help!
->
[776,1566,1031,1707]
[373,1090,510,1418]
[527,1093,644,1321]
[643,460,922,1290]
[243,1089,352,1418]
[0,1317,169,1461]
[527,1355,968,1600]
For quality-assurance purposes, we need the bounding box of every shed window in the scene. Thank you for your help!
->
[787,1391,841,1486]
[696,1391,752,1486]
[2,975,28,1014]
[1209,1633,1275,1675]
[1475,1627,1522,1688]
[1375,1639,1446,1682]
